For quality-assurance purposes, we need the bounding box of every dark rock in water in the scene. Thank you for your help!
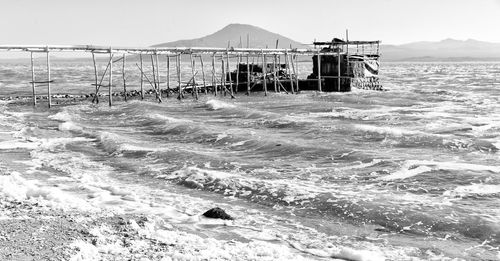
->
[202,207,234,220]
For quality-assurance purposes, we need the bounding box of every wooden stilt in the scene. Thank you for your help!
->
[177,54,182,100]
[273,54,277,93]
[262,51,267,96]
[155,53,162,101]
[190,54,198,100]
[122,53,127,101]
[221,59,226,96]
[93,54,113,103]
[140,54,144,100]
[46,49,51,108]
[30,52,36,106]
[246,54,250,96]
[91,52,99,103]
[109,48,113,106]
[199,55,207,95]
[295,54,299,92]
[290,54,298,93]
[235,54,240,93]
[287,52,294,94]
[226,51,233,97]
[212,53,217,96]
[337,48,341,91]
[166,55,170,97]
[317,50,322,92]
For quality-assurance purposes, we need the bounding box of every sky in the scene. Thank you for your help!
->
[0,0,499,47]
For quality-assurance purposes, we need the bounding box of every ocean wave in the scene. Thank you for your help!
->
[205,99,236,110]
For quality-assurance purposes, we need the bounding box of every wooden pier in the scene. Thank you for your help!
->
[0,40,381,107]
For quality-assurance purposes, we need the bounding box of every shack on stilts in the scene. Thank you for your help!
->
[0,37,381,107]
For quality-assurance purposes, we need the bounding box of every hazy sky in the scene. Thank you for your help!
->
[1,0,499,47]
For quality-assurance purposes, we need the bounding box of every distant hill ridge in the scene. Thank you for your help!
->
[153,23,308,49]
[154,23,500,61]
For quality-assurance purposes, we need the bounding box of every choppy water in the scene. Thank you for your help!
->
[1,60,500,260]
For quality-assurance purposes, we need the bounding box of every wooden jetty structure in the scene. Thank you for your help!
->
[0,39,381,107]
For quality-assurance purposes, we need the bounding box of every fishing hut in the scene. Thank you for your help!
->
[0,37,381,107]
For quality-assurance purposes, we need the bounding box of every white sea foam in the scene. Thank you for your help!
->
[205,99,236,110]
[149,113,192,123]
[0,172,95,211]
[48,110,73,122]
[444,184,500,197]
[59,121,83,132]
[0,140,39,150]
[354,124,429,137]
[379,165,433,181]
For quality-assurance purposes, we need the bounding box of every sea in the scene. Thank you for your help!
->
[0,59,499,260]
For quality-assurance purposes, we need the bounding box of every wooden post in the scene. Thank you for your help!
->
[177,54,182,100]
[235,54,240,93]
[91,52,99,103]
[150,54,157,92]
[155,53,162,101]
[226,51,233,97]
[221,59,226,96]
[246,54,250,95]
[337,48,341,92]
[122,53,127,101]
[317,50,322,92]
[166,55,170,97]
[212,53,217,96]
[286,52,294,94]
[290,54,298,93]
[199,55,207,95]
[30,52,36,106]
[190,54,198,100]
[109,48,113,106]
[295,54,299,92]
[140,54,144,100]
[273,54,277,93]
[46,48,51,108]
[262,51,267,96]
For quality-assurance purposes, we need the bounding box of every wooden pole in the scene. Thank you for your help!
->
[226,51,233,97]
[286,52,294,94]
[91,52,99,103]
[166,55,170,97]
[246,54,250,95]
[122,53,127,101]
[221,59,226,96]
[294,54,299,92]
[190,54,198,100]
[273,54,277,93]
[212,53,217,96]
[199,55,207,95]
[30,52,36,106]
[337,48,341,92]
[140,54,144,100]
[46,49,51,108]
[290,54,298,94]
[235,54,240,93]
[317,50,322,92]
[150,54,157,92]
[108,48,113,106]
[155,53,162,101]
[262,51,267,96]
[177,54,182,100]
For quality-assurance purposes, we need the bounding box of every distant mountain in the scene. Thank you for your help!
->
[153,23,308,49]
[382,39,500,61]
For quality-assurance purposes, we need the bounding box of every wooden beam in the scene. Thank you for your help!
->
[166,55,170,97]
[140,54,144,99]
[30,52,36,106]
[317,50,322,92]
[46,49,51,108]
[122,53,127,101]
[262,51,267,96]
[91,52,99,103]
[199,55,207,95]
[108,48,113,106]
